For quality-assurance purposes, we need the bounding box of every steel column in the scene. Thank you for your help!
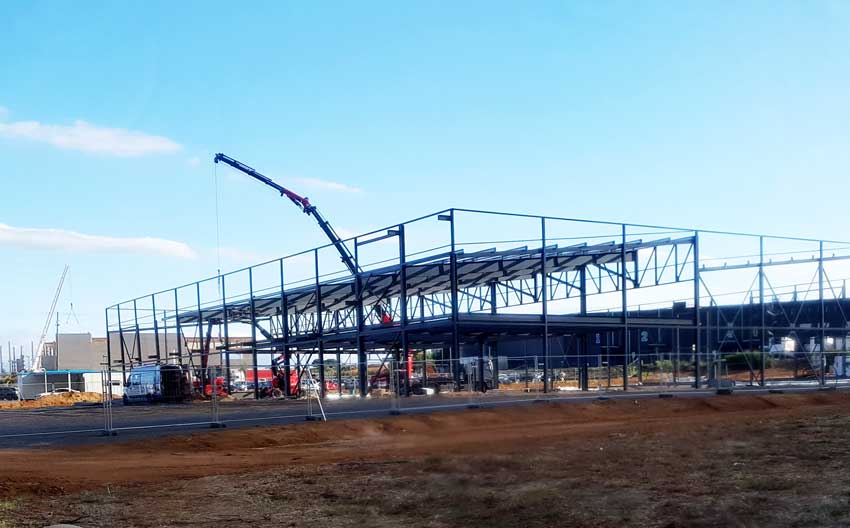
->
[354,239,368,397]
[162,310,168,361]
[248,268,259,400]
[151,294,161,362]
[314,249,326,398]
[221,275,231,393]
[759,236,765,386]
[449,210,460,387]
[579,267,587,315]
[621,224,629,391]
[398,224,410,396]
[541,217,550,392]
[133,299,142,364]
[117,304,126,373]
[105,307,116,382]
[280,258,291,398]
[173,289,182,364]
[195,283,205,392]
[818,240,826,385]
[693,231,701,389]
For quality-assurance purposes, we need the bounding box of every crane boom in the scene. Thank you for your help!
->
[32,265,69,371]
[214,153,360,275]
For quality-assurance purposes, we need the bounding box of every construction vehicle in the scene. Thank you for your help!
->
[213,154,391,324]
[214,154,390,399]
[261,354,338,398]
[193,376,228,398]
[369,352,462,395]
[123,364,192,404]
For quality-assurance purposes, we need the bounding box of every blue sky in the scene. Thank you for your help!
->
[1,1,849,351]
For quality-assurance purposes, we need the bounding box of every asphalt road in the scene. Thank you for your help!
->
[0,384,844,449]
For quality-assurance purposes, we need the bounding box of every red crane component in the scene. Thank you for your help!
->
[214,153,359,275]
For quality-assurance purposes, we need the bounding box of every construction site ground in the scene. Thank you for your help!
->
[2,390,850,527]
[0,392,104,410]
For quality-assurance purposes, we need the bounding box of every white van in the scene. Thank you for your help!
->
[123,364,191,404]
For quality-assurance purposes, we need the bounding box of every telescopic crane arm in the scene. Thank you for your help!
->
[214,153,360,275]
[32,265,69,371]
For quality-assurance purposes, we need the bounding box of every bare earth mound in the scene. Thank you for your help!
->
[2,391,850,527]
[0,392,103,410]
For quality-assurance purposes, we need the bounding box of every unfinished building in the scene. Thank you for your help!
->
[106,208,850,398]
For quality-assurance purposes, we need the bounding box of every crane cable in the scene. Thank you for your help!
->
[64,270,79,326]
[214,159,223,290]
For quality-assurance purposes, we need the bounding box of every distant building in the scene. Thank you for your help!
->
[43,332,228,371]
[41,333,108,370]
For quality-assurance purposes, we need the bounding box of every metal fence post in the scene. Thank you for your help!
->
[210,368,223,428]
[390,359,401,415]
[101,370,115,436]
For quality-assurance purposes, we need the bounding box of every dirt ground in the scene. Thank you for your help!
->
[0,392,104,410]
[2,391,850,527]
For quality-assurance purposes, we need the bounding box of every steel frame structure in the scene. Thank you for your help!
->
[106,208,850,399]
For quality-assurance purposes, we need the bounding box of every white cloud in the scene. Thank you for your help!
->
[0,223,197,259]
[0,106,8,121]
[294,177,363,194]
[0,118,181,157]
[186,156,201,167]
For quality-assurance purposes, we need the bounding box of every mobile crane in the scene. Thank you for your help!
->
[214,154,394,399]
[214,153,360,276]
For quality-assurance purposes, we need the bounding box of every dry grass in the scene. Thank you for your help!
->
[6,393,850,527]
[0,500,17,528]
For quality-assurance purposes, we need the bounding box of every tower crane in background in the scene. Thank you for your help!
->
[31,265,69,371]
[213,153,390,323]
